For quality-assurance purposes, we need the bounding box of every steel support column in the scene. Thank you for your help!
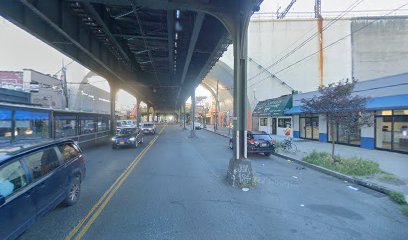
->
[225,0,259,187]
[183,102,186,130]
[110,85,118,135]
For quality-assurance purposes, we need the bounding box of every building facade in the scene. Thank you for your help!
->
[287,73,408,153]
[252,95,292,137]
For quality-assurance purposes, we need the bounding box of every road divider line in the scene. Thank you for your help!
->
[66,125,166,240]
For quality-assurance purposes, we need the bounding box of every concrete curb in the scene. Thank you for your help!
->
[203,128,230,139]
[274,152,391,195]
[202,128,392,195]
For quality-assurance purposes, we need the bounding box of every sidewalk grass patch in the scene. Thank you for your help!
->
[303,151,381,176]
[388,191,407,205]
[378,173,397,181]
[402,205,408,217]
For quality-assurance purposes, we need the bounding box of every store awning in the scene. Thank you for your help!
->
[285,94,408,115]
[285,106,303,115]
[252,95,292,117]
[366,94,408,110]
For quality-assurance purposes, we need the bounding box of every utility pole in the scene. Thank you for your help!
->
[315,0,324,87]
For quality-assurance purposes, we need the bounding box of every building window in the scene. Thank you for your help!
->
[14,110,49,140]
[375,110,408,153]
[300,114,319,140]
[55,115,77,138]
[0,109,12,143]
[259,118,268,126]
[278,118,291,128]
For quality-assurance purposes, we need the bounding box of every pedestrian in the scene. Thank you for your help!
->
[285,124,291,140]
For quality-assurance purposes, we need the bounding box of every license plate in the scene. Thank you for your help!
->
[260,143,267,147]
[119,142,125,145]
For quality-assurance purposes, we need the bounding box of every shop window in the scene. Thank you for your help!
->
[375,109,408,152]
[98,116,110,131]
[278,118,291,128]
[80,116,96,134]
[0,109,12,143]
[55,115,77,138]
[15,110,49,140]
[259,118,268,126]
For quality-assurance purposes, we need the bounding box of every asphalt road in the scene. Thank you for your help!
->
[18,125,408,240]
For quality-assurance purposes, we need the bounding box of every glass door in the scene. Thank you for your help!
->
[271,118,277,135]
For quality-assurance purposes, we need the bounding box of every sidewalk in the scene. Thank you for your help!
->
[204,126,408,196]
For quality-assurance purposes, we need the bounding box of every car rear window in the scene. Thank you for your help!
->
[58,143,81,163]
[252,134,272,141]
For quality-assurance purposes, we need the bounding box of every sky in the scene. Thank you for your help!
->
[1,0,407,106]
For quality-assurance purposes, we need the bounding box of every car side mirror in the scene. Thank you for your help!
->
[0,195,5,206]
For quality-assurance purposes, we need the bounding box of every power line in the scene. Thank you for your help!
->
[255,2,408,85]
[248,0,365,82]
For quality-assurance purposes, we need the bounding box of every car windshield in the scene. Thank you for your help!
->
[118,129,135,135]
[252,134,272,141]
[143,124,153,127]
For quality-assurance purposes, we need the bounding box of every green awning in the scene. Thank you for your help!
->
[252,95,292,117]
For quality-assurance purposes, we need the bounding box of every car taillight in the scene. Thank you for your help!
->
[248,139,256,145]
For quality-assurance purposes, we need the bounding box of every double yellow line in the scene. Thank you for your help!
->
[66,125,166,240]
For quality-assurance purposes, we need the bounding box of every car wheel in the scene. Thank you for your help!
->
[112,144,117,150]
[264,152,272,157]
[229,140,233,149]
[64,176,81,206]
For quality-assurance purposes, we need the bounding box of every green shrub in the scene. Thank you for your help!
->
[401,205,408,217]
[303,150,381,176]
[389,192,407,205]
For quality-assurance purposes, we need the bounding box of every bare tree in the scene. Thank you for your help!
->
[301,79,372,162]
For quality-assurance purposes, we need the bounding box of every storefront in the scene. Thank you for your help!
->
[286,73,408,153]
[375,109,408,153]
[252,95,292,137]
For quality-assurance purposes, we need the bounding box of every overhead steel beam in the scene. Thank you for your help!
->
[167,9,174,82]
[0,0,149,100]
[113,34,167,41]
[82,2,131,62]
[130,0,160,86]
[180,36,228,103]
[75,0,236,14]
[176,12,205,101]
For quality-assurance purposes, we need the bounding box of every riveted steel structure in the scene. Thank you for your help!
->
[0,0,262,185]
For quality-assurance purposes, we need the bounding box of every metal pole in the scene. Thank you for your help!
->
[190,90,196,137]
[183,102,186,129]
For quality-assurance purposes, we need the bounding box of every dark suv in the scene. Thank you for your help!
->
[229,131,275,156]
[0,139,86,240]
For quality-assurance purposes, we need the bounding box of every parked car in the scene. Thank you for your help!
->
[140,123,156,135]
[229,131,275,156]
[194,122,202,130]
[112,127,143,149]
[0,139,86,240]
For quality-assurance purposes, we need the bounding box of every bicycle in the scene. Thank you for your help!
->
[280,138,297,153]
